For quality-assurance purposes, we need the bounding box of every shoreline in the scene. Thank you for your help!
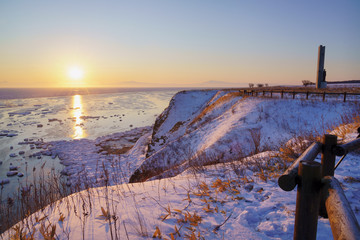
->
[0,87,185,100]
[0,89,178,204]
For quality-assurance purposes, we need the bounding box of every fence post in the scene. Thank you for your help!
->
[344,92,347,102]
[319,134,337,217]
[270,91,273,98]
[306,91,309,100]
[322,92,326,101]
[293,91,296,99]
[294,161,322,240]
[281,90,284,99]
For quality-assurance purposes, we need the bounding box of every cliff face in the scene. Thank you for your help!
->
[129,90,357,183]
[130,89,244,182]
[145,90,219,158]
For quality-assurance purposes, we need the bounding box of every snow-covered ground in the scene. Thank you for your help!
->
[2,89,360,239]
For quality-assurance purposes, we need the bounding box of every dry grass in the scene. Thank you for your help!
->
[169,121,185,133]
[2,164,130,240]
[0,167,70,235]
[190,91,242,126]
[330,114,360,141]
[249,128,262,154]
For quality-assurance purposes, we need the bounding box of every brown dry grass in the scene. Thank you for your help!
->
[190,91,242,126]
[169,121,185,133]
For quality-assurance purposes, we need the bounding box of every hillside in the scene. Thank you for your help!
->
[130,89,357,182]
[2,89,360,240]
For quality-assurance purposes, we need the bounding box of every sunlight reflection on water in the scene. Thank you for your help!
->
[72,95,86,139]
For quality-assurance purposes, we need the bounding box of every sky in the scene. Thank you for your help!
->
[0,0,359,88]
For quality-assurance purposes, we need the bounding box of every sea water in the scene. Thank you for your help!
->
[0,88,179,199]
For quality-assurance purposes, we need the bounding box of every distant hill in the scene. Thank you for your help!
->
[116,80,248,88]
[198,81,247,88]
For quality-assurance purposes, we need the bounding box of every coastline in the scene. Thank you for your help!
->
[0,89,178,203]
[0,87,186,100]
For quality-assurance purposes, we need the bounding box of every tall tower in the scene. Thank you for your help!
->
[316,45,326,89]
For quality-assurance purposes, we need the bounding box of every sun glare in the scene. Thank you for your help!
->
[72,94,86,139]
[67,66,84,80]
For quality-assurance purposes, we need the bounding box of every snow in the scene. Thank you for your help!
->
[2,89,360,239]
[130,90,358,182]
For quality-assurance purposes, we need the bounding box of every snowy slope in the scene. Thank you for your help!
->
[130,90,358,182]
[3,89,360,240]
[3,134,360,240]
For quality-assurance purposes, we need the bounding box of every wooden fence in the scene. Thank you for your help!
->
[278,134,360,240]
[239,89,360,102]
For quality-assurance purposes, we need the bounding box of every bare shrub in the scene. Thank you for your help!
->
[249,128,261,154]
[302,80,315,87]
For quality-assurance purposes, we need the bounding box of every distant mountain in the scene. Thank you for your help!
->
[120,81,155,86]
[198,81,247,88]
[115,80,248,88]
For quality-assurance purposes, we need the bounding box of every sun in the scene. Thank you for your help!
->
[67,66,84,80]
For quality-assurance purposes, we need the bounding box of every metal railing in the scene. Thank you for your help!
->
[278,134,360,240]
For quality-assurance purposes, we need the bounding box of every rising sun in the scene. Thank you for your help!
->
[67,66,84,80]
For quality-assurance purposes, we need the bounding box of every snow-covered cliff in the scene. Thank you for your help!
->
[130,89,357,182]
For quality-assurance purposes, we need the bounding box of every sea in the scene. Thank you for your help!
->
[0,88,181,199]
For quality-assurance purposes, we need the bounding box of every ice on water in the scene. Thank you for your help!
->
[0,89,177,198]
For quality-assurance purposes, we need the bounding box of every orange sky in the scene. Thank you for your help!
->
[1,1,359,88]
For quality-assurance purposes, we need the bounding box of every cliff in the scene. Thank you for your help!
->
[129,89,356,182]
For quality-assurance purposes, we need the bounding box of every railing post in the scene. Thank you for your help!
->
[319,134,337,217]
[294,161,322,240]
